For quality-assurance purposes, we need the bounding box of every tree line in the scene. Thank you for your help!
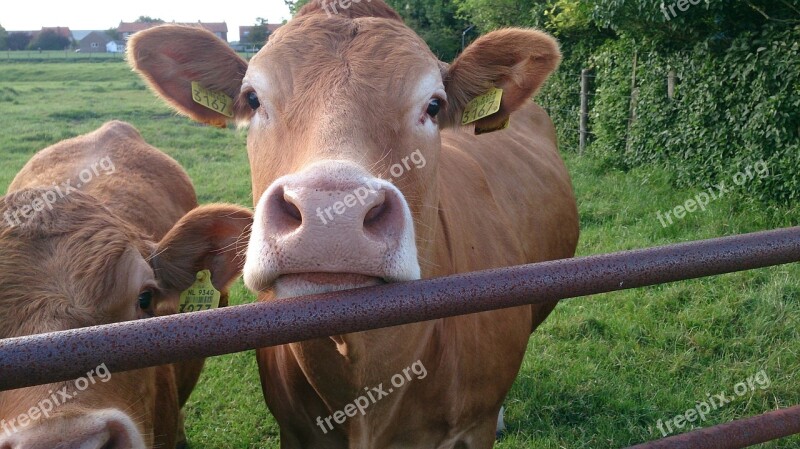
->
[0,15,274,51]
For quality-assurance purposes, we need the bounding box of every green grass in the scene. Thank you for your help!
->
[1,61,798,448]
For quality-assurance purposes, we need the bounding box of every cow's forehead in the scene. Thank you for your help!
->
[0,190,149,337]
[247,15,441,104]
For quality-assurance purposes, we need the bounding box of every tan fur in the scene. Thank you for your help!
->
[0,121,252,448]
[128,2,578,447]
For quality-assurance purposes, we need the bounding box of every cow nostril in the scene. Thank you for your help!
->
[100,437,126,449]
[267,186,303,233]
[102,416,135,449]
[364,200,389,227]
[281,192,303,223]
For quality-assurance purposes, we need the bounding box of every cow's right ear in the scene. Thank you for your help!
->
[127,25,249,127]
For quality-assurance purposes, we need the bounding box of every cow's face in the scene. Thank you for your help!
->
[240,14,445,297]
[128,1,560,299]
[0,189,251,448]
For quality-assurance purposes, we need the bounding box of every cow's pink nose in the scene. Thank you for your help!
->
[245,161,421,292]
[265,177,406,244]
[267,180,401,234]
[0,412,139,449]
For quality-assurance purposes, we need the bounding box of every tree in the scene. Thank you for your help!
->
[387,0,471,60]
[106,28,120,41]
[28,29,72,50]
[246,17,272,46]
[0,24,7,51]
[285,0,310,15]
[136,16,164,23]
[6,32,31,50]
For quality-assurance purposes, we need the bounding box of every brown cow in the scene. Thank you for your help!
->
[128,1,579,447]
[0,121,252,449]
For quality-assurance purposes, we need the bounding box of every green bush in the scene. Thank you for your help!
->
[538,25,799,205]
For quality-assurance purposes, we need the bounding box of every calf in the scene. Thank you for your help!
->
[0,121,252,449]
[129,1,579,447]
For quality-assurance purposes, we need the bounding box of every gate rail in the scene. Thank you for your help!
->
[1,226,799,447]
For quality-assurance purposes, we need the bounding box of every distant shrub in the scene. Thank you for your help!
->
[540,25,800,205]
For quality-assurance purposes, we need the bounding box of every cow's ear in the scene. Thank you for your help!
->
[441,28,561,130]
[151,204,252,307]
[128,25,249,127]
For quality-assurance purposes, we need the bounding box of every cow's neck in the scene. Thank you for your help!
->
[288,191,448,404]
[289,321,435,404]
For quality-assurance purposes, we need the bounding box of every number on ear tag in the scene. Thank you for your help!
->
[191,81,234,117]
[461,87,503,125]
[179,269,221,313]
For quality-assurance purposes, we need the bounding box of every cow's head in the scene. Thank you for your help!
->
[0,189,251,448]
[128,0,560,299]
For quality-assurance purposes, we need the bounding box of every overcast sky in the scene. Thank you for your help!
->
[2,0,293,42]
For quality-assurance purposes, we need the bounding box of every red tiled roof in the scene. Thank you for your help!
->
[196,22,228,33]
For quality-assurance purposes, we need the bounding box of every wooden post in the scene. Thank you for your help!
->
[625,52,639,153]
[667,69,676,100]
[580,69,589,155]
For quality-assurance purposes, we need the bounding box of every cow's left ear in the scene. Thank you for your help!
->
[441,28,561,130]
[150,204,253,309]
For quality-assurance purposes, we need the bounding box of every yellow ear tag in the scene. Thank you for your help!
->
[179,269,221,313]
[461,87,503,125]
[191,81,234,117]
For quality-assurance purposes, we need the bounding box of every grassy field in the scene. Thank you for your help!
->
[1,60,798,448]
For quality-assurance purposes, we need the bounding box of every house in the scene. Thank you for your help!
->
[107,40,126,53]
[71,30,94,42]
[79,31,111,53]
[118,21,228,41]
[239,23,282,42]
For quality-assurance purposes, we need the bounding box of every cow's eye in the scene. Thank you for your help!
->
[138,290,153,310]
[247,91,261,110]
[426,99,441,118]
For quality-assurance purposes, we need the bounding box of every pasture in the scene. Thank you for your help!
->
[1,60,798,448]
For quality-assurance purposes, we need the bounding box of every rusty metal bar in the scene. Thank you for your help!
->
[0,226,798,391]
[625,404,800,449]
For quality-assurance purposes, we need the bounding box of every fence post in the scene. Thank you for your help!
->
[580,68,589,155]
[625,52,639,154]
[667,69,676,100]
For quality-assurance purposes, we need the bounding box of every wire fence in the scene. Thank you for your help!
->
[538,68,662,154]
[1,49,127,62]
[0,49,260,62]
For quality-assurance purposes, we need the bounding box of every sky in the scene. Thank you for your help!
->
[2,0,293,42]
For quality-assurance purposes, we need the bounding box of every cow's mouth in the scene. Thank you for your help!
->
[273,273,385,300]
